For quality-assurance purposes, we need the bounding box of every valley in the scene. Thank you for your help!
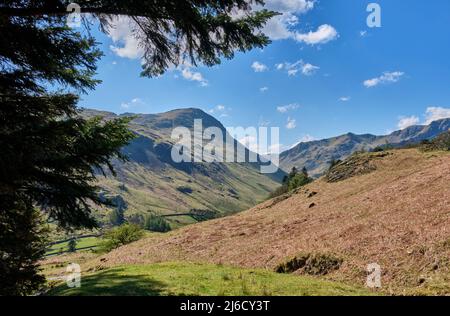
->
[43,146,450,295]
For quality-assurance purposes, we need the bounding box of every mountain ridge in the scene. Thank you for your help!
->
[81,107,283,226]
[280,118,450,177]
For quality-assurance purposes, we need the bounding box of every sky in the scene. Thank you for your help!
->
[77,0,450,152]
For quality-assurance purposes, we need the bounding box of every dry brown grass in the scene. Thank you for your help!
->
[80,149,450,295]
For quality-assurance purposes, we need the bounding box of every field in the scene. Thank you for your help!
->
[45,237,101,256]
[48,262,374,296]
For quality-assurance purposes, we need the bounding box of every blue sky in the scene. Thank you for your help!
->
[78,0,450,151]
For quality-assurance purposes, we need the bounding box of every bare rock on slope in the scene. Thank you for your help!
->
[325,152,391,183]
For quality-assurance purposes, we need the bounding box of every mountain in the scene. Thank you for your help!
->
[92,149,450,295]
[81,108,284,226]
[280,118,450,177]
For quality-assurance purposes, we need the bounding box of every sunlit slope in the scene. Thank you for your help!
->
[95,149,450,294]
[82,108,283,225]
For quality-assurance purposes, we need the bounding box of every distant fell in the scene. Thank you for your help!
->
[280,118,450,177]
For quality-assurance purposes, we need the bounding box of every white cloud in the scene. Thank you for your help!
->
[360,30,368,37]
[208,104,230,117]
[277,103,300,113]
[107,16,209,86]
[425,107,450,124]
[339,96,351,102]
[294,24,339,45]
[396,106,450,131]
[301,63,320,76]
[300,134,315,142]
[251,61,268,72]
[108,16,144,60]
[397,116,420,130]
[265,0,315,14]
[261,0,315,40]
[290,134,316,148]
[121,98,145,109]
[181,67,208,86]
[261,1,338,46]
[364,71,405,88]
[286,117,296,129]
[276,60,319,77]
[260,86,269,92]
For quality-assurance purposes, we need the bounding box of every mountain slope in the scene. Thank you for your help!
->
[82,108,283,225]
[93,149,450,294]
[280,118,450,177]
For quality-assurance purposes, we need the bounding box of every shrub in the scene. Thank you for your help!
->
[189,209,218,222]
[177,186,193,194]
[144,214,171,233]
[275,252,343,275]
[287,173,311,191]
[67,238,77,253]
[270,167,312,199]
[99,224,144,252]
[127,214,145,227]
[109,195,128,226]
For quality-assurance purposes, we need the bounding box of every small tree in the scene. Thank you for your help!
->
[144,214,171,233]
[288,173,312,191]
[289,167,298,178]
[109,207,125,226]
[67,238,77,253]
[0,203,48,296]
[99,224,144,253]
[270,166,313,198]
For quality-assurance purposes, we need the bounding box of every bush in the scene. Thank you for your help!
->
[99,224,144,252]
[68,238,77,253]
[275,253,343,275]
[127,214,145,227]
[287,173,311,191]
[144,214,171,233]
[270,167,312,199]
[177,186,193,194]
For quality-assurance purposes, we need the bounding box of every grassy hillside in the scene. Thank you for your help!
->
[47,262,373,296]
[81,108,282,226]
[45,237,101,256]
[84,149,450,295]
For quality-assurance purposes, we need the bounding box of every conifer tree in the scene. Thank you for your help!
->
[0,0,276,294]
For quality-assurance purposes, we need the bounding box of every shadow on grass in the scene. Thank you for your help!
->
[48,268,168,296]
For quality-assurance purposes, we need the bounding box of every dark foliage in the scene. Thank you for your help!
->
[0,1,276,77]
[0,0,275,295]
[270,167,312,198]
[0,201,48,295]
[144,214,171,233]
[99,224,144,252]
[67,238,77,253]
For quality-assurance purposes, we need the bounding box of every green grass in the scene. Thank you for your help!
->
[48,262,376,296]
[46,237,101,256]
